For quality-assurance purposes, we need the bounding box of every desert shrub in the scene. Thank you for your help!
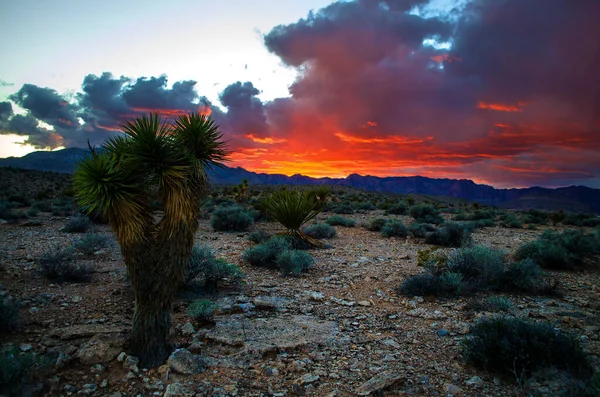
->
[501,258,544,291]
[549,210,567,226]
[0,348,37,395]
[409,204,444,224]
[303,223,336,239]
[185,245,243,288]
[563,212,600,227]
[62,215,91,233]
[499,213,523,228]
[243,237,292,268]
[0,292,20,332]
[31,200,53,213]
[381,219,408,238]
[386,202,408,215]
[447,245,505,283]
[247,230,271,244]
[275,250,314,276]
[417,247,448,269]
[521,209,548,225]
[326,215,356,227]
[331,201,355,214]
[365,218,387,232]
[185,245,215,284]
[187,299,217,323]
[7,193,31,207]
[514,230,599,270]
[38,246,93,282]
[400,273,461,297]
[25,207,39,217]
[465,296,513,313]
[51,198,74,216]
[210,206,253,232]
[355,202,376,211]
[425,222,473,247]
[468,218,496,228]
[0,202,27,224]
[73,233,111,256]
[462,317,591,382]
[409,222,437,238]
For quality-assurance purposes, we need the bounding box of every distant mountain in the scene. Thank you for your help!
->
[1,148,599,213]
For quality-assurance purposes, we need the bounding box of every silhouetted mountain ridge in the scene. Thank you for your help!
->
[1,148,599,213]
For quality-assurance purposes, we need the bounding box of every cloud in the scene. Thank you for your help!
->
[0,79,14,87]
[0,101,13,121]
[9,84,80,129]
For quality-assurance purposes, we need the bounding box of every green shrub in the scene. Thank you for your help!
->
[386,202,408,215]
[331,202,355,214]
[468,219,496,228]
[400,273,460,297]
[463,317,591,382]
[38,246,93,282]
[0,292,20,332]
[0,348,36,395]
[381,219,408,238]
[409,222,437,238]
[275,250,314,276]
[185,245,243,288]
[465,296,513,313]
[243,237,292,268]
[326,215,356,227]
[447,245,505,283]
[502,259,544,291]
[549,210,567,226]
[563,212,600,227]
[73,233,111,256]
[204,258,244,288]
[303,223,336,239]
[187,299,217,323]
[355,202,376,211]
[409,204,444,224]
[25,207,39,218]
[0,202,27,224]
[31,200,53,213]
[247,230,271,244]
[521,209,548,225]
[210,206,254,232]
[514,230,599,269]
[499,213,522,228]
[425,222,473,247]
[365,218,387,232]
[62,215,91,233]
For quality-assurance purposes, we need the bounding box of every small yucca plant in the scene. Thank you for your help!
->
[263,187,329,248]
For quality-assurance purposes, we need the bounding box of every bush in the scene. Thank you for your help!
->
[386,202,408,215]
[365,218,387,232]
[243,237,292,268]
[0,348,37,395]
[185,245,243,288]
[409,222,436,238]
[303,223,336,239]
[381,219,408,238]
[563,212,600,227]
[38,246,93,282]
[409,204,444,224]
[465,296,513,313]
[73,233,111,256]
[502,259,544,291]
[211,206,253,232]
[275,250,314,276]
[447,245,505,283]
[247,230,271,244]
[326,215,356,227]
[62,215,91,233]
[400,273,461,297]
[499,213,523,228]
[425,222,473,247]
[0,293,20,332]
[331,202,355,214]
[0,202,27,224]
[187,299,217,323]
[31,200,53,213]
[463,317,591,382]
[355,202,376,211]
[514,230,599,269]
[521,209,548,225]
[25,207,39,218]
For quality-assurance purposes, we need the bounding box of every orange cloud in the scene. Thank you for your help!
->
[245,134,287,144]
[477,101,526,112]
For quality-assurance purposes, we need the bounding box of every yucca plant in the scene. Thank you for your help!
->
[73,113,227,367]
[263,187,329,247]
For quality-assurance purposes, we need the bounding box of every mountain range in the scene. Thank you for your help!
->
[1,148,599,214]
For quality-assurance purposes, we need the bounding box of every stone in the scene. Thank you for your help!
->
[20,344,33,352]
[356,371,404,395]
[163,382,195,397]
[308,291,325,302]
[55,353,71,369]
[437,329,450,337]
[466,376,482,386]
[50,324,129,340]
[381,339,401,349]
[252,296,286,311]
[204,315,342,354]
[80,384,98,395]
[77,336,123,365]
[180,322,195,336]
[443,383,463,396]
[167,348,206,375]
[357,301,371,307]
[295,374,320,385]
[187,342,203,354]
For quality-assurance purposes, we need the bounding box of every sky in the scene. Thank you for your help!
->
[1,0,599,188]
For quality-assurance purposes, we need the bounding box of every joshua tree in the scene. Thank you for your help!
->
[73,113,227,367]
[263,186,329,248]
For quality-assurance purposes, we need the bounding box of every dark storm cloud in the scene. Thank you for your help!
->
[216,81,269,139]
[121,75,209,112]
[0,79,13,87]
[9,84,80,129]
[0,101,13,121]
[77,72,131,126]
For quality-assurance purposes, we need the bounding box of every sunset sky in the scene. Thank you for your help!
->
[1,0,599,188]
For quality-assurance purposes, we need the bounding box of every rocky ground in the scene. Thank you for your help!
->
[1,210,599,396]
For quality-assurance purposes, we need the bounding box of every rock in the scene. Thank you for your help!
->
[355,371,404,395]
[253,296,286,311]
[122,355,139,373]
[443,383,463,396]
[158,365,170,380]
[79,384,98,395]
[330,297,356,306]
[167,348,206,375]
[163,382,195,397]
[180,322,195,336]
[308,291,325,302]
[357,301,371,307]
[466,376,482,386]
[295,374,320,385]
[266,366,279,376]
[72,295,82,303]
[55,353,71,369]
[407,308,447,319]
[77,336,123,365]
[50,324,129,340]
[20,344,33,352]
[204,315,341,354]
[381,339,401,349]
[187,342,203,354]
[436,329,450,337]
